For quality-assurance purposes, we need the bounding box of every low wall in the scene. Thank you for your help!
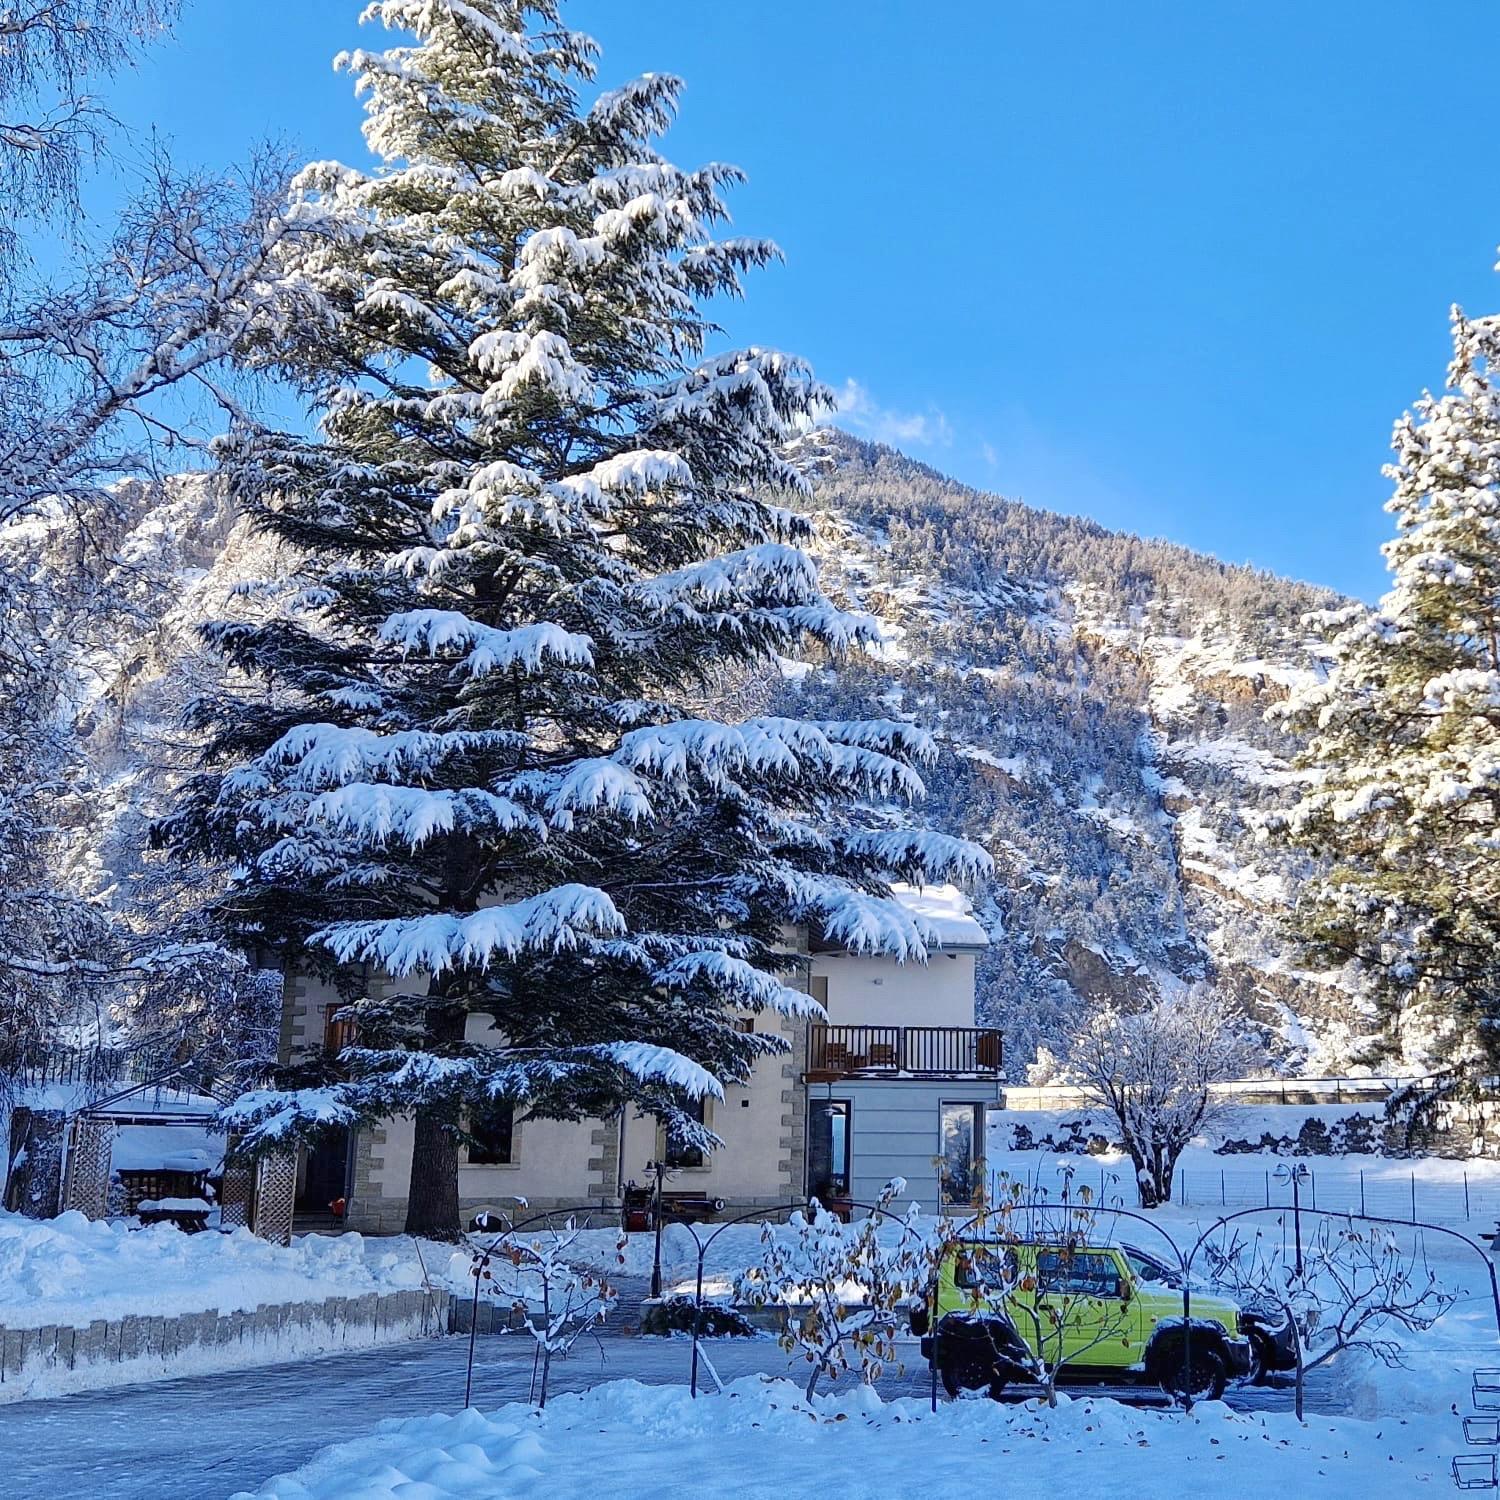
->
[0,1286,448,1403]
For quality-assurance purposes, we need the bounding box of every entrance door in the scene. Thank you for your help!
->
[296,1129,351,1217]
[807,1099,851,1202]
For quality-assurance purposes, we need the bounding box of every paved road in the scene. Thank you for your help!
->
[0,1324,1335,1500]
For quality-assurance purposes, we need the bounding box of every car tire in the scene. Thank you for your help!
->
[1158,1345,1226,1402]
[938,1362,991,1400]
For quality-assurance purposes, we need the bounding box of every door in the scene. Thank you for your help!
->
[296,1129,351,1216]
[1033,1247,1137,1370]
[807,1099,851,1202]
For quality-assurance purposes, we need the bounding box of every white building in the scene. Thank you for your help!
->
[280,885,998,1232]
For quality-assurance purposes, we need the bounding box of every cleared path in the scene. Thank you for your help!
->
[0,1325,1335,1500]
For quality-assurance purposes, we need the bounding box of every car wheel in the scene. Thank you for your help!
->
[986,1378,1009,1402]
[938,1362,990,1400]
[1247,1336,1271,1385]
[1159,1346,1226,1402]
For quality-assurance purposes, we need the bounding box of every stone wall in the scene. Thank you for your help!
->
[0,1286,448,1403]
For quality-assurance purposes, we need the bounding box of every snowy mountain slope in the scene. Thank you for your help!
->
[776,431,1368,1075]
[40,439,1367,1080]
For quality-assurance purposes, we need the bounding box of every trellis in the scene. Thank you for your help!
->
[58,1108,296,1243]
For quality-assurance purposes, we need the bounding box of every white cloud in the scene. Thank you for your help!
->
[824,378,953,449]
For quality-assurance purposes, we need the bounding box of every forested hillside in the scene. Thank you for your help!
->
[24,431,1369,1081]
[776,431,1365,1077]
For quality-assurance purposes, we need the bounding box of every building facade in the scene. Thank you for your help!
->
[280,885,1000,1232]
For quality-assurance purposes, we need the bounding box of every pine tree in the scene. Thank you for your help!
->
[1276,303,1500,1088]
[161,0,989,1237]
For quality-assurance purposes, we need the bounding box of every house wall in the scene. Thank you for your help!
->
[287,971,809,1231]
[805,1076,1002,1212]
[810,951,979,1029]
[617,1013,808,1211]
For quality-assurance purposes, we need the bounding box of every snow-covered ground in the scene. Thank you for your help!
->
[229,1369,1469,1499]
[0,1211,427,1329]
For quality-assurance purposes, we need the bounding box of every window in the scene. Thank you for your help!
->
[1035,1249,1123,1298]
[467,1101,515,1165]
[323,1005,358,1055]
[940,1101,985,1207]
[664,1097,706,1169]
[954,1245,1017,1292]
[807,1099,851,1199]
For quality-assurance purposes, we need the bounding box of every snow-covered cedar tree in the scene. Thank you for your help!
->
[1059,988,1251,1208]
[0,1,179,256]
[1272,303,1500,1097]
[734,1179,946,1400]
[158,0,991,1237]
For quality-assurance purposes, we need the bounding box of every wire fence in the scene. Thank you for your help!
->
[1175,1166,1500,1227]
[1000,1159,1500,1228]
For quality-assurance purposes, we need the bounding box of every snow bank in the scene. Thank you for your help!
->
[231,1374,1457,1499]
[0,1211,426,1329]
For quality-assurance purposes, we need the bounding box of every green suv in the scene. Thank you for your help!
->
[915,1239,1253,1401]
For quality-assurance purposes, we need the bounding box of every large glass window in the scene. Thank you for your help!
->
[940,1101,985,1207]
[807,1099,851,1200]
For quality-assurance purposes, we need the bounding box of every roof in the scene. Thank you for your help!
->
[890,882,989,951]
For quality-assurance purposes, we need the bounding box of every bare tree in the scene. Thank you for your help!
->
[0,152,315,1070]
[1207,1217,1455,1419]
[1062,988,1251,1208]
[0,0,180,255]
[459,1219,618,1409]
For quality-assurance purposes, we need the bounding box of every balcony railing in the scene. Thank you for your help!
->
[807,1025,1002,1079]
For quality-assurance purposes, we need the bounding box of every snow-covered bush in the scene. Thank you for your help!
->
[456,1219,620,1407]
[734,1180,946,1400]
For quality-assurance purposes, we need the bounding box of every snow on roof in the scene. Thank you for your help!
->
[889,883,988,951]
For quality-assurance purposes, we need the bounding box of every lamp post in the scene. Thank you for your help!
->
[1274,1162,1310,1276]
[647,1159,666,1299]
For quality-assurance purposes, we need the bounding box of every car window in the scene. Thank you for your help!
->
[1125,1250,1172,1284]
[954,1245,1017,1290]
[1035,1249,1122,1297]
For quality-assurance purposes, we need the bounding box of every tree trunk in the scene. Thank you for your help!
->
[405,1106,462,1239]
[403,975,468,1240]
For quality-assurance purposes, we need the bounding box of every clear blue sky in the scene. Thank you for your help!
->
[97,0,1500,601]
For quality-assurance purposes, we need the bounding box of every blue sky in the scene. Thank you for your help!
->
[97,0,1500,601]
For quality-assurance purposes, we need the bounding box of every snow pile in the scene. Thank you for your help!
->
[230,1374,1456,1499]
[0,1211,426,1329]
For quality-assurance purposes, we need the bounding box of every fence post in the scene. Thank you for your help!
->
[1466,1172,1472,1220]
[1264,1171,1270,1209]
[1360,1170,1366,1218]
[1220,1169,1225,1208]
[1310,1170,1316,1212]
[1410,1172,1417,1224]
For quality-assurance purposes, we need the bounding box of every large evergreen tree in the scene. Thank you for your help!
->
[1277,303,1500,1090]
[161,0,988,1236]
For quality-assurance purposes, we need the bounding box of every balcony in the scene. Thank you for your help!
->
[806,1024,1002,1080]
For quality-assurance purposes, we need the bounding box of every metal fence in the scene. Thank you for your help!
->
[1174,1165,1500,1227]
[999,1159,1500,1229]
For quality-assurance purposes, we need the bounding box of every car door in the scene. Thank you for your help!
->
[1035,1247,1138,1370]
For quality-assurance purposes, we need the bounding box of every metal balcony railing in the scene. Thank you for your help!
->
[807,1025,1002,1079]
